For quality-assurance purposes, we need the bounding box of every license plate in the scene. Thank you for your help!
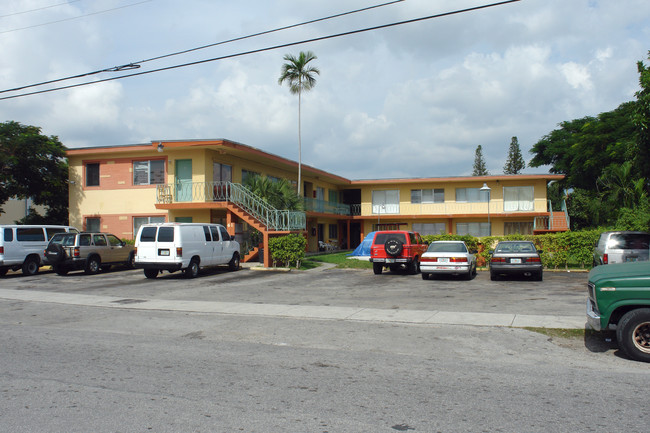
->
[439,258,449,263]
[385,258,395,263]
[626,257,638,262]
[158,249,170,256]
[510,258,521,264]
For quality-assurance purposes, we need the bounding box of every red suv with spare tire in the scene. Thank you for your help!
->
[370,230,427,275]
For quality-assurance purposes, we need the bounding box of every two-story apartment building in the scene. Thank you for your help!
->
[66,139,567,265]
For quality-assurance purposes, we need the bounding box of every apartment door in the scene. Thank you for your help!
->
[175,159,192,202]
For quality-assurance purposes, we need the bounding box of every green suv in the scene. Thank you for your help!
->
[587,261,650,362]
[45,232,135,275]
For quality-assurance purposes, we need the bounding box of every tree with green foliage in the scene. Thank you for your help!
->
[472,144,489,176]
[243,174,303,211]
[503,136,525,174]
[634,51,650,185]
[278,51,320,197]
[0,121,68,224]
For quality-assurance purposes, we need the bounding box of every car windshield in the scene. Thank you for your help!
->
[374,233,407,245]
[495,242,535,253]
[607,234,650,249]
[50,233,76,246]
[427,243,467,253]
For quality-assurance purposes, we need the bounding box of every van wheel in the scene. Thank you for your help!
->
[144,269,158,279]
[0,267,8,277]
[22,256,40,276]
[185,259,199,279]
[228,253,240,271]
[616,308,650,362]
[85,256,100,275]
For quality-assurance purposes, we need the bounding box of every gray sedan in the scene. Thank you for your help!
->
[489,241,543,281]
[420,241,477,280]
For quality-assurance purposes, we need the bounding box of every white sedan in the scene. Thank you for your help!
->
[420,241,477,280]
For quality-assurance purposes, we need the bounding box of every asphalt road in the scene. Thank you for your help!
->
[1,265,649,432]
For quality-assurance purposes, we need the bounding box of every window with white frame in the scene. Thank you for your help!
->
[133,160,165,185]
[503,186,534,212]
[455,188,488,203]
[411,188,444,204]
[412,223,446,235]
[372,190,399,214]
[456,222,490,237]
[133,216,166,236]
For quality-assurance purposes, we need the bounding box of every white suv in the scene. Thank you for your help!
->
[134,223,240,279]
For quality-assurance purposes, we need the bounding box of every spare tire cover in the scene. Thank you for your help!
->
[384,238,404,257]
[45,244,66,263]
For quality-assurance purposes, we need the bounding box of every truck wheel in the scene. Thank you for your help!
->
[144,269,158,279]
[22,256,40,276]
[228,253,240,271]
[408,260,418,275]
[373,263,383,275]
[185,259,199,279]
[0,267,8,277]
[85,256,100,275]
[53,265,69,276]
[616,309,650,362]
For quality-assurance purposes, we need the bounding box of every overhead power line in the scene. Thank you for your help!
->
[0,0,81,18]
[0,0,152,35]
[0,0,521,101]
[0,0,404,94]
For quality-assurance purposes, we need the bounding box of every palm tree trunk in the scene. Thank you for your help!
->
[298,87,302,197]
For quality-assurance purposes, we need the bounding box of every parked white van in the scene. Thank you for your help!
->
[0,225,79,276]
[134,223,240,279]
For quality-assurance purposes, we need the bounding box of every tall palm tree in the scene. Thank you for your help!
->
[278,51,320,197]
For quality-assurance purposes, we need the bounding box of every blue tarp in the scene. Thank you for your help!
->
[348,231,375,257]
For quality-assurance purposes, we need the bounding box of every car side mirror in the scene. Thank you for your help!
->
[469,249,478,254]
[230,235,235,241]
[489,250,494,255]
[537,250,543,254]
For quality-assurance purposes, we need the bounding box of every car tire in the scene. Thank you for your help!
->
[464,266,473,280]
[384,238,403,257]
[22,256,40,276]
[421,272,429,280]
[85,256,100,275]
[53,265,69,276]
[490,270,498,281]
[616,308,650,362]
[228,252,240,271]
[185,259,199,279]
[535,271,543,281]
[373,263,383,275]
[144,268,158,279]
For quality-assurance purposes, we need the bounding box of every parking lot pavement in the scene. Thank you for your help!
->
[0,266,588,329]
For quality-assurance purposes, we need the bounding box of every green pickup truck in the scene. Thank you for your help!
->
[587,261,650,362]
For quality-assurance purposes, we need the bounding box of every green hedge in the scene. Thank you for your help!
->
[422,230,600,269]
[268,234,307,268]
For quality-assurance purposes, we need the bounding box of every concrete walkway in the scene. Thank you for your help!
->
[0,288,586,329]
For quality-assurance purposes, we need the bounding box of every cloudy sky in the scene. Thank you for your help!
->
[1,0,649,180]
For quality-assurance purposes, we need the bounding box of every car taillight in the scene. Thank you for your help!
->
[527,257,541,263]
[0,246,4,254]
[134,247,137,255]
[176,247,182,257]
[421,257,436,262]
[73,247,80,257]
[603,254,608,264]
[491,257,505,263]
[450,257,468,263]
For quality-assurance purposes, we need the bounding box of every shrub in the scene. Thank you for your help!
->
[268,234,307,268]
